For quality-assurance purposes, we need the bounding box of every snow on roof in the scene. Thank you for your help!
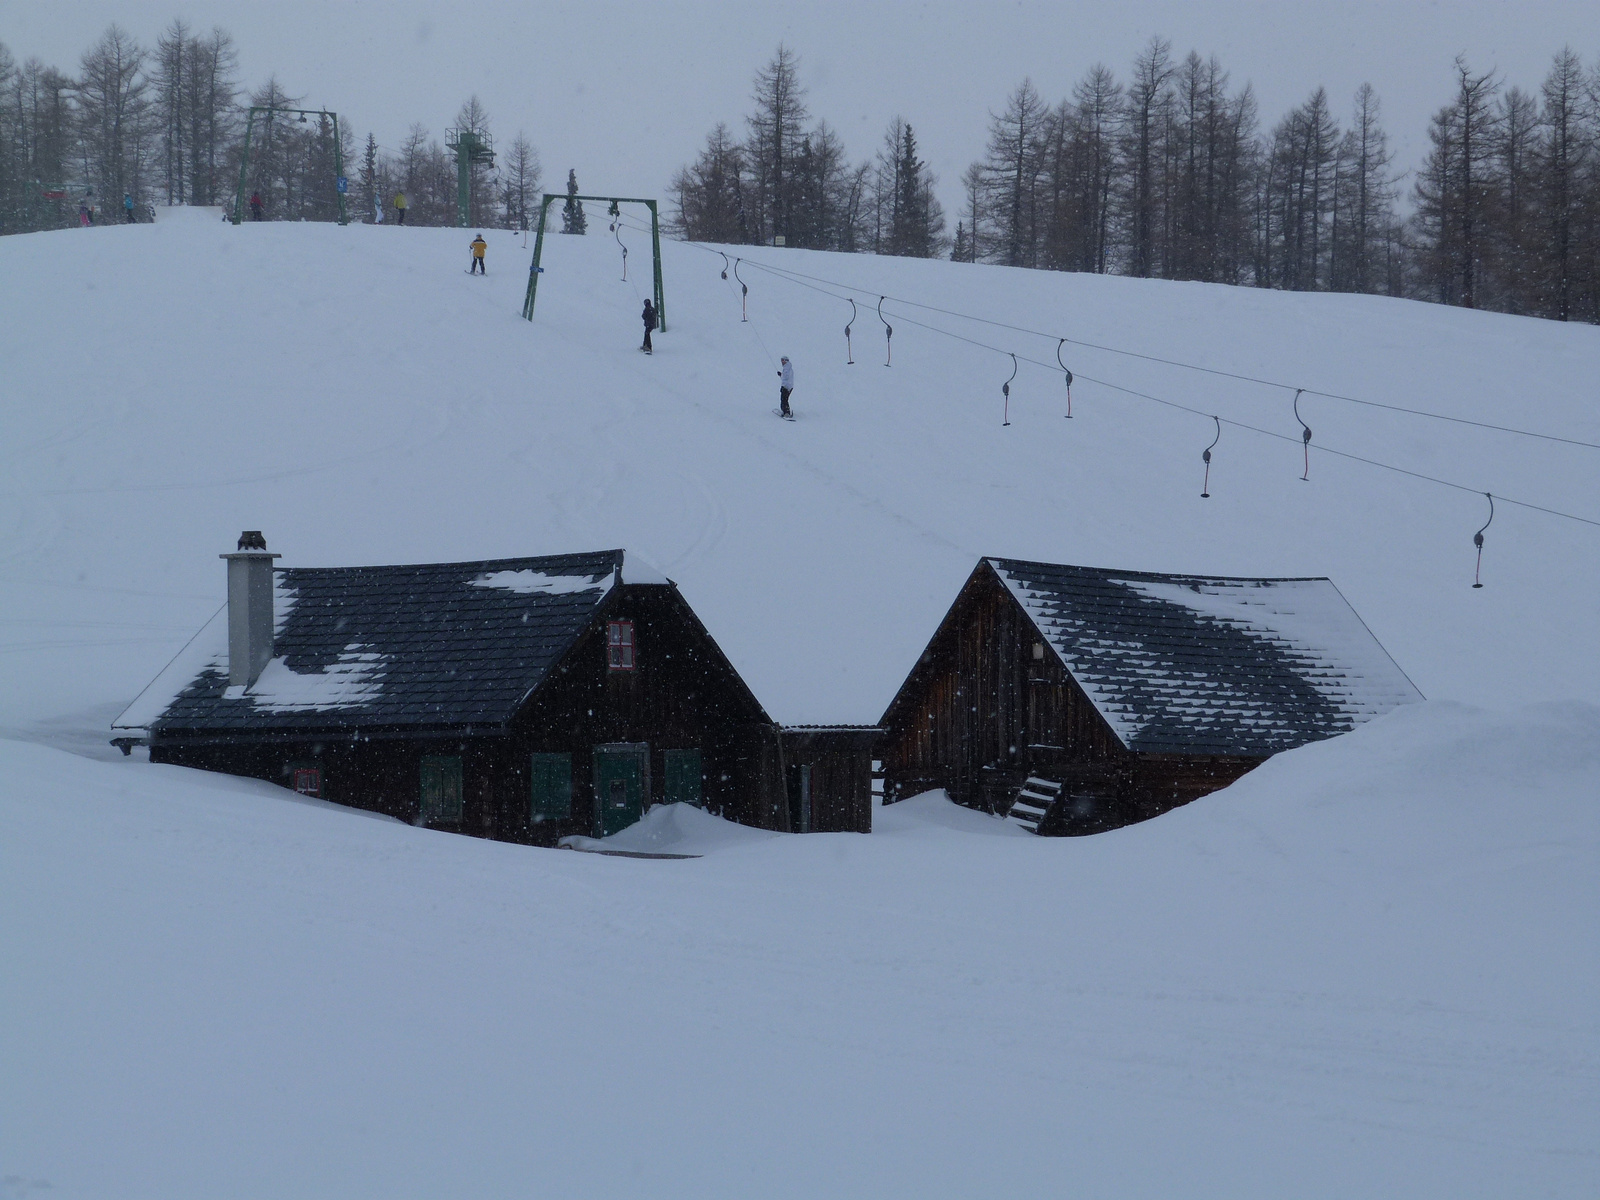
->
[471,568,613,595]
[988,558,1423,757]
[117,550,623,735]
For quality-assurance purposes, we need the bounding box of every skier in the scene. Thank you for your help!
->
[78,202,90,227]
[469,233,487,274]
[393,191,408,225]
[641,299,656,354]
[777,356,795,419]
[249,191,264,221]
[123,192,135,224]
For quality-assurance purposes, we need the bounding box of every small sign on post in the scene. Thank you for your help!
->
[336,176,348,194]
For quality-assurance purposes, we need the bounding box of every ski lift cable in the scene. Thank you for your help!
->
[867,296,1600,529]
[715,251,1600,452]
[652,238,1600,528]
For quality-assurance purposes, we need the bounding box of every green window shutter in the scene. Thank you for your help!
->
[529,752,573,821]
[663,748,703,808]
[420,755,464,823]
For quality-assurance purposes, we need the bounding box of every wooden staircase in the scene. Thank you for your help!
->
[1004,776,1062,833]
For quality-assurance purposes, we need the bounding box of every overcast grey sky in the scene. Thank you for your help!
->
[5,1,1597,218]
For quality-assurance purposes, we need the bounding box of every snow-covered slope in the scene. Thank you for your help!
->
[3,211,1597,1197]
[1,210,1597,735]
[2,699,1595,1197]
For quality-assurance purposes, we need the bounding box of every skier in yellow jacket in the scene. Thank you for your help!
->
[469,234,488,275]
[392,192,408,225]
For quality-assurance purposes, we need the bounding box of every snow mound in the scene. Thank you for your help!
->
[875,789,1034,837]
[564,800,781,856]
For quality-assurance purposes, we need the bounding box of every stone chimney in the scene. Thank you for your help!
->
[221,531,280,688]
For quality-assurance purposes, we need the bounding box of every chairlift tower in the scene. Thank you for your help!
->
[445,128,495,228]
[231,106,348,226]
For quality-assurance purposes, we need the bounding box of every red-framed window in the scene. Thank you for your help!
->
[607,619,635,671]
[291,765,322,797]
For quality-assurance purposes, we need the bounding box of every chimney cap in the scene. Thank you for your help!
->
[221,530,280,562]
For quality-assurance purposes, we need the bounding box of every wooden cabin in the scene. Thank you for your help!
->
[112,536,872,842]
[879,557,1422,834]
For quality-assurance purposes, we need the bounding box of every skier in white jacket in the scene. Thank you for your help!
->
[778,356,795,419]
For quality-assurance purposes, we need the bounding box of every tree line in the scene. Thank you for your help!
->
[0,22,541,232]
[6,25,1599,324]
[674,42,1600,323]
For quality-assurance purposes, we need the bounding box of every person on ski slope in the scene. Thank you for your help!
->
[249,191,264,221]
[123,192,135,223]
[469,233,488,274]
[78,202,90,227]
[641,299,656,353]
[393,191,408,225]
[778,356,795,418]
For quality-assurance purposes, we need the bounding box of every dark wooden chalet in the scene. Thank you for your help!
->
[879,557,1422,834]
[112,535,872,842]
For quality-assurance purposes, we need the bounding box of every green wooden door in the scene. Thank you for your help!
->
[420,755,463,824]
[663,748,703,808]
[592,744,647,837]
[529,752,572,823]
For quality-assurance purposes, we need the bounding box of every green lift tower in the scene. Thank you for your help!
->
[522,194,665,330]
[231,106,348,226]
[445,128,495,228]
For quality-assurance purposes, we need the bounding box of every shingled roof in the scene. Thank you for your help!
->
[986,558,1422,757]
[115,550,632,734]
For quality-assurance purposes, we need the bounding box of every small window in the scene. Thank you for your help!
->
[291,765,322,797]
[607,619,635,671]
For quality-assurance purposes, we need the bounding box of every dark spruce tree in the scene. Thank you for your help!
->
[561,168,586,233]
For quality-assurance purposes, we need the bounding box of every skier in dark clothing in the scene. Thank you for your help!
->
[249,192,264,221]
[641,299,656,354]
[778,356,795,419]
[123,193,135,223]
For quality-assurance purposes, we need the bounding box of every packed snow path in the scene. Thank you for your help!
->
[2,211,1598,737]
